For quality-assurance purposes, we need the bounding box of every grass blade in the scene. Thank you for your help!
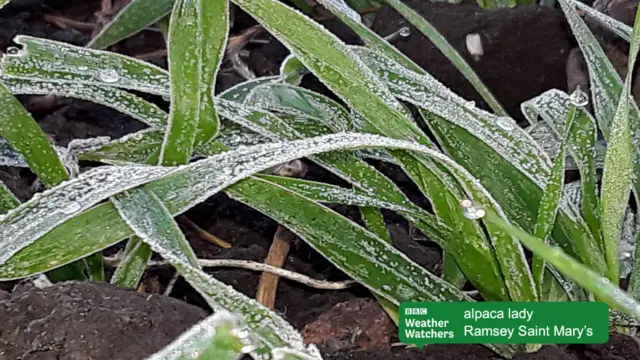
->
[485,210,640,320]
[3,76,168,128]
[0,82,68,187]
[112,186,320,360]
[382,0,506,115]
[110,236,152,288]
[89,0,175,49]
[0,182,19,214]
[146,311,252,360]
[573,0,632,42]
[532,104,576,294]
[1,36,170,96]
[161,0,228,165]
[600,3,640,282]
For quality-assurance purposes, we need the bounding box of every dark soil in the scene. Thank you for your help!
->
[0,0,639,360]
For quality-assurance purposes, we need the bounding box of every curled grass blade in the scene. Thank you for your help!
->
[88,0,175,49]
[485,210,640,320]
[112,186,320,360]
[600,4,640,282]
[382,0,506,115]
[532,105,576,294]
[161,0,228,165]
[146,311,251,360]
[0,82,68,187]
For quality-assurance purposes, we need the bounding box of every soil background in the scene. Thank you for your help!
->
[0,0,639,359]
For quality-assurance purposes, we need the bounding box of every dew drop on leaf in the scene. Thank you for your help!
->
[495,117,515,131]
[5,47,22,57]
[569,86,589,107]
[399,27,411,37]
[461,199,486,220]
[98,69,120,83]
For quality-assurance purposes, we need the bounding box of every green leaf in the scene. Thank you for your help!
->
[147,311,251,360]
[161,0,228,165]
[1,36,170,96]
[0,82,68,188]
[521,90,602,252]
[532,104,576,294]
[485,210,640,320]
[88,0,175,49]
[0,182,19,214]
[2,76,168,128]
[0,0,10,9]
[572,0,632,42]
[110,236,152,288]
[599,3,640,282]
[381,0,506,115]
[112,186,320,360]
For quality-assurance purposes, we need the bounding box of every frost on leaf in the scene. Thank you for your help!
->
[1,36,170,96]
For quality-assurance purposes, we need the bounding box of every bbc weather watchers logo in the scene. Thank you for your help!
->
[405,307,428,315]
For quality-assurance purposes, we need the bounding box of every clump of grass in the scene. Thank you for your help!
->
[0,0,639,358]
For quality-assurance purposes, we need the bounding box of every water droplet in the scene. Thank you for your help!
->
[495,117,515,131]
[461,199,486,220]
[622,251,632,259]
[399,27,411,37]
[98,69,119,83]
[464,100,476,109]
[5,47,22,56]
[384,27,411,42]
[569,86,589,107]
[240,345,255,354]
[78,65,89,71]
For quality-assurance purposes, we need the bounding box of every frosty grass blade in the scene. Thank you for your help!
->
[521,90,603,251]
[112,186,320,360]
[0,36,170,96]
[532,104,576,293]
[572,0,632,42]
[485,210,640,320]
[599,5,640,282]
[89,0,175,49]
[0,133,471,270]
[146,311,252,360]
[2,76,167,128]
[0,182,19,215]
[161,0,227,165]
[0,82,69,188]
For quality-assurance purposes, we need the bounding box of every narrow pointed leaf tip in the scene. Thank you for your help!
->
[161,0,228,165]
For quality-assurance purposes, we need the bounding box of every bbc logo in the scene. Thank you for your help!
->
[405,307,428,315]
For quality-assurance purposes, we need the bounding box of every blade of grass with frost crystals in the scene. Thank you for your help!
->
[89,0,175,49]
[0,36,170,96]
[600,4,640,282]
[557,0,640,195]
[572,0,632,42]
[112,187,321,360]
[2,76,168,129]
[147,311,253,360]
[0,82,68,187]
[521,90,602,251]
[0,182,19,214]
[532,105,576,294]
[110,236,152,288]
[484,210,640,320]
[77,129,165,164]
[355,46,606,274]
[0,0,9,9]
[161,0,228,165]
[0,133,494,299]
[230,0,428,144]
[382,0,506,115]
